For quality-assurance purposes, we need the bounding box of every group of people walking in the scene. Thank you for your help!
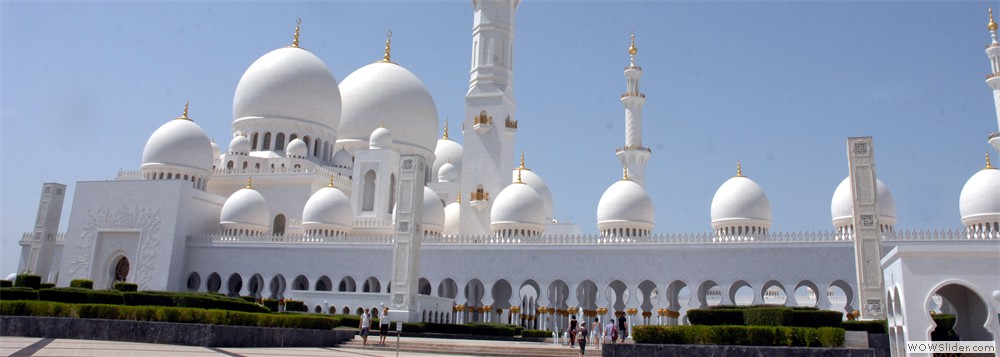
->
[568,314,628,356]
[357,305,392,347]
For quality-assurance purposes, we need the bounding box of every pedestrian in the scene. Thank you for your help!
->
[359,308,372,347]
[617,313,627,340]
[569,314,578,347]
[605,318,617,344]
[591,317,601,349]
[576,319,588,356]
[379,305,390,345]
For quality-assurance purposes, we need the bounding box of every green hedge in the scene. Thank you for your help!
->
[931,314,958,341]
[522,329,551,338]
[0,280,12,288]
[842,320,887,334]
[284,300,307,312]
[421,322,471,334]
[0,287,39,301]
[743,307,794,326]
[123,291,269,313]
[39,288,124,305]
[69,280,94,290]
[1,300,339,330]
[113,282,138,292]
[789,310,843,328]
[468,322,517,336]
[633,325,844,347]
[39,283,56,289]
[14,275,41,290]
[687,308,744,325]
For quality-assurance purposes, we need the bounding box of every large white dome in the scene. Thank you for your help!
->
[338,61,438,158]
[229,134,251,155]
[597,178,654,234]
[710,175,771,230]
[831,177,897,228]
[491,181,546,235]
[220,185,270,233]
[433,137,463,181]
[959,164,1000,228]
[513,168,554,220]
[443,199,461,236]
[233,47,341,131]
[302,185,353,229]
[422,186,446,235]
[141,118,214,173]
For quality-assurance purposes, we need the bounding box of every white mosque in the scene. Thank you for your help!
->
[15,0,1000,346]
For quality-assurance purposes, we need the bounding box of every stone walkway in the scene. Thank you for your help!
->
[1,336,609,356]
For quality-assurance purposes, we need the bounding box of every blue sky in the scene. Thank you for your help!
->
[2,1,997,276]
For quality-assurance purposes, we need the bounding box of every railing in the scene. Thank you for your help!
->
[616,145,651,153]
[505,118,518,129]
[986,72,1000,80]
[470,191,490,202]
[19,232,66,244]
[353,217,393,228]
[116,170,143,180]
[473,115,493,126]
[620,92,646,99]
[185,228,987,246]
[989,131,1000,140]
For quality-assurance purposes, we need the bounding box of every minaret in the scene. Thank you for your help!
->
[616,32,652,187]
[23,183,66,283]
[985,8,1000,154]
[460,0,519,235]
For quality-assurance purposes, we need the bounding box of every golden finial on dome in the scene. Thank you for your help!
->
[517,152,531,171]
[328,175,335,187]
[246,176,254,189]
[291,18,302,48]
[443,118,450,139]
[736,161,743,177]
[176,101,191,120]
[516,168,524,184]
[381,30,393,63]
[456,190,462,203]
[628,31,637,56]
[987,152,995,169]
[990,8,998,32]
[622,167,630,180]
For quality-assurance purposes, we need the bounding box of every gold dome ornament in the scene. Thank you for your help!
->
[736,161,744,177]
[628,31,637,56]
[381,30,393,63]
[442,118,450,139]
[245,176,254,189]
[175,101,191,121]
[517,152,530,171]
[986,152,996,169]
[990,8,998,32]
[291,18,302,48]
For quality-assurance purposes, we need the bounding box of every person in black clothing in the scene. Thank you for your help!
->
[617,314,627,340]
[569,315,578,347]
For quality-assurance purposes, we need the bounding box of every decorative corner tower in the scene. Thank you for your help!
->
[23,182,67,283]
[984,8,1000,154]
[616,32,652,187]
[460,0,520,235]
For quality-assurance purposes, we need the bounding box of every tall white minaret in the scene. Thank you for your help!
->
[460,0,519,235]
[616,32,651,187]
[985,8,1000,154]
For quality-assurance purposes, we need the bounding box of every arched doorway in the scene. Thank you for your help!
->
[931,283,993,342]
[113,256,130,283]
[273,214,286,236]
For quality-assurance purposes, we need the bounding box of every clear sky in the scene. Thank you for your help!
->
[2,1,997,277]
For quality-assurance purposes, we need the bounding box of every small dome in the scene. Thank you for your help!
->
[491,181,546,235]
[332,149,353,169]
[597,179,654,234]
[287,138,308,158]
[338,62,438,159]
[210,140,221,160]
[142,118,214,173]
[438,162,459,182]
[233,47,341,131]
[302,185,353,229]
[831,177,897,228]
[443,199,461,236]
[422,187,445,235]
[220,183,270,233]
[959,164,1000,228]
[514,168,554,220]
[370,127,393,150]
[229,135,251,155]
[711,175,772,230]
[433,138,463,181]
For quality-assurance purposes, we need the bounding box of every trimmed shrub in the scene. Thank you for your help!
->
[239,296,256,303]
[14,275,41,290]
[113,282,138,292]
[122,291,268,313]
[743,307,793,326]
[69,279,94,289]
[284,300,306,312]
[687,308,744,325]
[842,320,887,334]
[38,288,124,305]
[421,322,471,334]
[39,283,55,289]
[468,322,516,336]
[0,287,39,301]
[402,322,423,332]
[789,309,843,328]
[931,314,958,341]
[522,329,550,338]
[632,325,844,347]
[332,314,361,328]
[0,280,12,288]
